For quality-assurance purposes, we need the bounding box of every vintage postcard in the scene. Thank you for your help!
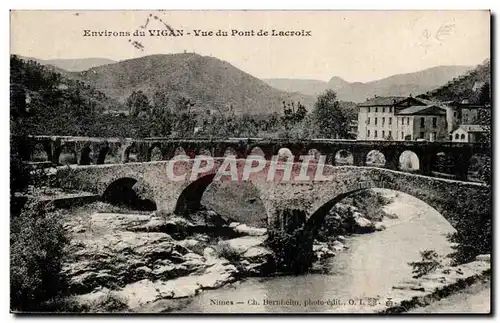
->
[9,10,491,314]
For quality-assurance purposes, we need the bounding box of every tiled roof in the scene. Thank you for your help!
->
[358,96,406,107]
[456,125,489,133]
[396,105,446,115]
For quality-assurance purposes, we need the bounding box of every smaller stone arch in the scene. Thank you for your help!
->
[174,146,188,157]
[58,144,77,165]
[31,142,49,162]
[431,151,455,177]
[122,144,139,163]
[334,150,354,166]
[468,153,491,183]
[79,145,92,165]
[307,149,321,162]
[277,147,293,161]
[365,150,386,167]
[249,146,265,157]
[223,146,238,158]
[96,144,110,164]
[198,147,212,157]
[399,150,420,171]
[148,144,163,162]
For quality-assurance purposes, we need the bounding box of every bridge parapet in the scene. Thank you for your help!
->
[23,135,490,181]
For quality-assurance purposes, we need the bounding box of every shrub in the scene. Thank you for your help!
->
[85,293,129,313]
[214,241,240,261]
[447,207,491,265]
[349,190,392,217]
[408,250,443,278]
[10,203,70,312]
[266,226,314,274]
[40,293,129,313]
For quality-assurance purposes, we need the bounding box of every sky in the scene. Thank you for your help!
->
[10,10,490,82]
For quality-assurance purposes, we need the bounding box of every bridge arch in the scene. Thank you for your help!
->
[175,173,218,215]
[79,145,92,165]
[174,170,267,226]
[249,146,265,157]
[96,144,109,164]
[277,147,293,161]
[300,171,491,241]
[58,143,78,165]
[399,150,420,171]
[223,146,238,157]
[122,143,139,163]
[365,149,386,167]
[431,151,454,178]
[174,146,188,157]
[305,187,445,236]
[102,177,157,211]
[148,144,163,161]
[334,149,354,165]
[468,153,491,183]
[307,148,321,162]
[197,147,212,157]
[31,142,49,162]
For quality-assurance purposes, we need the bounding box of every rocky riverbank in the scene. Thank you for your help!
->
[60,200,384,312]
[379,254,491,313]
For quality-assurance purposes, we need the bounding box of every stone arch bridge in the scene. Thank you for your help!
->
[23,136,490,181]
[51,157,491,237]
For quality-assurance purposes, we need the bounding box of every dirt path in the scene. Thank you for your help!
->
[408,277,491,314]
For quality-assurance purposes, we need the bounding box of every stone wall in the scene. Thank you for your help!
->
[51,159,490,238]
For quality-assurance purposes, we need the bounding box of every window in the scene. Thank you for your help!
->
[432,117,437,128]
[389,117,392,125]
[367,117,370,125]
[374,130,378,138]
[453,111,457,117]
[407,117,410,125]
[389,107,392,113]
[388,131,392,139]
[401,132,404,139]
[382,130,385,138]
[383,107,386,113]
[455,133,459,139]
[420,132,425,138]
[382,117,385,126]
[368,107,371,113]
[420,117,425,128]
[367,130,370,138]
[401,118,404,125]
[461,134,465,140]
[375,117,378,125]
[375,107,378,113]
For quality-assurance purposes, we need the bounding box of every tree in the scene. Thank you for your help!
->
[126,90,150,117]
[477,82,491,105]
[312,90,350,139]
[295,102,308,122]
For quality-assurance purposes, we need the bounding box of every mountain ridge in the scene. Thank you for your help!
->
[16,56,117,72]
[66,53,316,115]
[264,65,473,102]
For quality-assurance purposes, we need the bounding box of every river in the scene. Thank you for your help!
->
[174,189,456,313]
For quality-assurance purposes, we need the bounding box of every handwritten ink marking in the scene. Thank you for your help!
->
[129,11,176,51]
[418,29,433,54]
[417,24,455,54]
[435,24,455,41]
